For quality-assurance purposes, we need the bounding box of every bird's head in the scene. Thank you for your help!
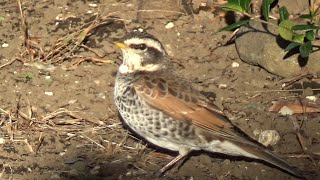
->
[115,31,169,74]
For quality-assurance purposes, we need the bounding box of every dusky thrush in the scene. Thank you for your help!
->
[114,31,303,177]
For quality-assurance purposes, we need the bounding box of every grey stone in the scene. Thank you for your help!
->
[278,0,309,15]
[235,21,320,77]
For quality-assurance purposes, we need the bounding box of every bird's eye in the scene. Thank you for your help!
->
[131,44,147,50]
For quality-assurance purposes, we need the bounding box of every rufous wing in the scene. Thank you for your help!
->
[133,73,251,143]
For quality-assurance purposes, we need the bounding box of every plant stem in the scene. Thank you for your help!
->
[242,12,279,28]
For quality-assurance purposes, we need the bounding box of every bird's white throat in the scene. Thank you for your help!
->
[119,63,163,74]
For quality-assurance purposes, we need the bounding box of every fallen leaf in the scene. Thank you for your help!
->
[268,100,320,114]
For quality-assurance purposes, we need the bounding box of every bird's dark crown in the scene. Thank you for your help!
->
[120,31,160,43]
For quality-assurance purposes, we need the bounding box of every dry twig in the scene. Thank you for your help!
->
[15,2,121,69]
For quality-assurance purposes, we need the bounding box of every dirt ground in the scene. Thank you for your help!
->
[0,0,319,180]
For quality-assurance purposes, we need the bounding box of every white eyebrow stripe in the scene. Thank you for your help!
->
[124,38,164,53]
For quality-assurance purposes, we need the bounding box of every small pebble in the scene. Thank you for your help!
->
[279,106,293,115]
[88,3,97,7]
[2,43,9,47]
[218,84,227,89]
[231,62,239,68]
[306,95,317,102]
[45,92,54,96]
[165,22,174,29]
[258,130,280,146]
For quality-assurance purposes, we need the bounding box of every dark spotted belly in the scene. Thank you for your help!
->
[115,92,198,150]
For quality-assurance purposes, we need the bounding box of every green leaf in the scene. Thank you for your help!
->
[223,0,252,13]
[285,42,300,52]
[279,6,289,21]
[240,0,252,13]
[278,20,295,41]
[291,24,320,31]
[299,41,312,58]
[223,3,244,13]
[262,0,275,21]
[299,14,313,19]
[292,34,305,43]
[219,19,250,31]
[306,30,315,41]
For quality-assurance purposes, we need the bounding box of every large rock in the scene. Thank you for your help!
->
[278,0,309,15]
[235,21,320,77]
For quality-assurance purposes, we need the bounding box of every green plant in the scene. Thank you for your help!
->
[16,72,33,83]
[221,0,320,58]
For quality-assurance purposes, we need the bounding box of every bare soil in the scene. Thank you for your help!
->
[0,0,319,180]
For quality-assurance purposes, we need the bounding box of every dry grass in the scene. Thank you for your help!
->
[0,92,160,170]
[0,0,118,70]
[0,1,165,176]
[0,1,114,129]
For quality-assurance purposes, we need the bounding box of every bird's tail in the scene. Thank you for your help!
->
[241,144,304,178]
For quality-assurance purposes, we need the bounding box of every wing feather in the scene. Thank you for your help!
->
[133,73,251,143]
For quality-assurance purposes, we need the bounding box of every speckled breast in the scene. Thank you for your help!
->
[114,73,198,151]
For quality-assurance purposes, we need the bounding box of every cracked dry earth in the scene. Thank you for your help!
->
[0,0,319,180]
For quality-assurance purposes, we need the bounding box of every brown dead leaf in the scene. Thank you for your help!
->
[268,100,320,114]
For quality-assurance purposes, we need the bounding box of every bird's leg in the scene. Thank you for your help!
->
[158,148,191,176]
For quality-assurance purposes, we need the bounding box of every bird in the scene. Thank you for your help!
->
[113,30,303,177]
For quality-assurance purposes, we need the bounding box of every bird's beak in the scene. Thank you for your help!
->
[114,42,128,49]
